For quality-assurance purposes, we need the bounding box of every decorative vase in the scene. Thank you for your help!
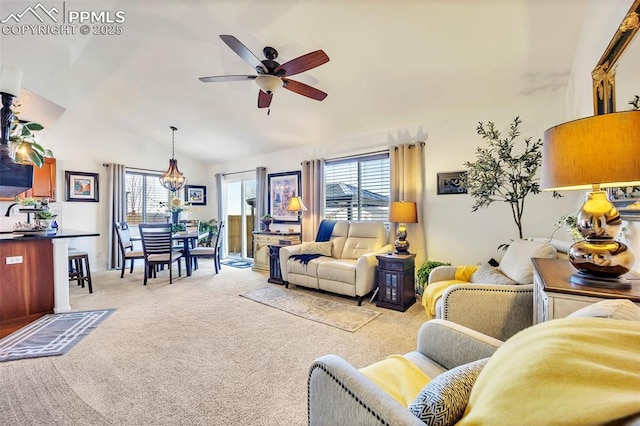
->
[172,212,179,224]
[261,219,272,232]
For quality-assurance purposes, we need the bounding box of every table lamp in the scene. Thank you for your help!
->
[389,201,418,254]
[541,111,640,289]
[286,196,307,217]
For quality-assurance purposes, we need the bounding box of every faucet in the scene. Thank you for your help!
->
[4,203,19,217]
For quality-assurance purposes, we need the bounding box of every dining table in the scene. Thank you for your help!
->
[172,230,207,276]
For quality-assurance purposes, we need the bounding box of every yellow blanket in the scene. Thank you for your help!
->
[359,355,430,407]
[457,317,640,425]
[421,265,477,318]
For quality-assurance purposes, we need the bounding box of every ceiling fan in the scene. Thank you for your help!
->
[199,35,330,109]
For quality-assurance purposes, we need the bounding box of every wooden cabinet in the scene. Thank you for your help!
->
[252,232,300,273]
[376,253,416,312]
[0,239,55,338]
[268,245,285,285]
[0,157,57,201]
[533,258,640,323]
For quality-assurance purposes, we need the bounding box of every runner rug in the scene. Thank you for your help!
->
[0,309,114,362]
[241,286,380,332]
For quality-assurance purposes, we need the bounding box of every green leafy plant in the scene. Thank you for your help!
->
[9,118,52,168]
[34,210,56,220]
[462,117,560,239]
[198,218,219,246]
[416,260,451,296]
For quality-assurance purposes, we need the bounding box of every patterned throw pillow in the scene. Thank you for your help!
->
[469,264,517,285]
[301,241,332,256]
[409,358,489,426]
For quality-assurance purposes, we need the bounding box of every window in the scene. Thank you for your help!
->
[325,152,390,221]
[126,170,171,234]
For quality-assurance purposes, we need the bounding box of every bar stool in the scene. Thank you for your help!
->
[68,249,93,293]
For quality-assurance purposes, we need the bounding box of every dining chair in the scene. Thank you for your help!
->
[114,221,146,278]
[138,223,183,285]
[190,221,224,274]
[179,219,200,248]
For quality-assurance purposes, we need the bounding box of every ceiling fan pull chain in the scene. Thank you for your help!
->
[267,108,271,116]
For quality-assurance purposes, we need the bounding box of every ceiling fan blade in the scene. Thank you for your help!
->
[258,90,273,108]
[199,75,257,83]
[274,50,329,77]
[282,78,328,101]
[220,35,267,74]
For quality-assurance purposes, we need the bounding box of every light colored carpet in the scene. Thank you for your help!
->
[241,286,380,332]
[0,262,427,425]
[0,310,114,362]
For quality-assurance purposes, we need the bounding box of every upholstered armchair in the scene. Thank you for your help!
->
[424,239,565,341]
[309,302,640,426]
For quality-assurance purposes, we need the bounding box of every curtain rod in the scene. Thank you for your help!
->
[324,149,389,163]
[222,169,254,177]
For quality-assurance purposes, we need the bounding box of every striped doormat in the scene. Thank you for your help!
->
[0,309,114,362]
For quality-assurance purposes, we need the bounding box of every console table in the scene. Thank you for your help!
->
[532,257,640,323]
[252,231,300,273]
[375,253,415,312]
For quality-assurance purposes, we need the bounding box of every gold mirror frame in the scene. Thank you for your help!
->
[592,0,640,115]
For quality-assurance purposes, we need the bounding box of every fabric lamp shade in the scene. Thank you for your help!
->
[541,111,640,191]
[389,201,418,224]
[287,196,307,212]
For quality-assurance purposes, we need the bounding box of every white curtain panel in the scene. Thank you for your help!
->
[301,159,325,241]
[106,163,126,269]
[390,143,426,266]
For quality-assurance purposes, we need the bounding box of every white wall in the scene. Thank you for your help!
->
[207,90,582,266]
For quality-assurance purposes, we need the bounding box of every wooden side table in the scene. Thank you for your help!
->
[532,257,640,323]
[268,245,285,285]
[375,253,416,312]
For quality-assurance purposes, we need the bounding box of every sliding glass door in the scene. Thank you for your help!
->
[224,172,256,260]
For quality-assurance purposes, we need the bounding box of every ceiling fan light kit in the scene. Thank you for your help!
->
[199,34,330,109]
[255,75,283,94]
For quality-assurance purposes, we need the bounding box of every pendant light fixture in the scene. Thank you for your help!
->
[159,126,187,192]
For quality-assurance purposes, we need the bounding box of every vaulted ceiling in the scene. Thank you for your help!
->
[0,0,596,164]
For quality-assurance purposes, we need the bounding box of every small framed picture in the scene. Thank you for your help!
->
[185,185,207,205]
[65,171,99,202]
[268,171,302,223]
[437,171,467,195]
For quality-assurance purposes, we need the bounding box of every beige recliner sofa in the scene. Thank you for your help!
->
[279,221,392,305]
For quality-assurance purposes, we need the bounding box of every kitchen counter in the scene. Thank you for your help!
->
[0,228,99,338]
[0,228,99,241]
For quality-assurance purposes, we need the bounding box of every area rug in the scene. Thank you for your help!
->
[240,286,380,332]
[221,259,253,269]
[0,309,114,362]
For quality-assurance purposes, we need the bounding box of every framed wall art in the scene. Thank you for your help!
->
[437,171,467,195]
[185,185,207,205]
[268,171,302,223]
[65,171,99,202]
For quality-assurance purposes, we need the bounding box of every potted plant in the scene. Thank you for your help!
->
[34,210,57,229]
[462,117,560,239]
[9,117,52,168]
[416,260,451,297]
[261,214,273,232]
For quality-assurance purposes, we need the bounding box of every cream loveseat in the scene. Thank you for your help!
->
[309,300,640,426]
[279,221,392,305]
